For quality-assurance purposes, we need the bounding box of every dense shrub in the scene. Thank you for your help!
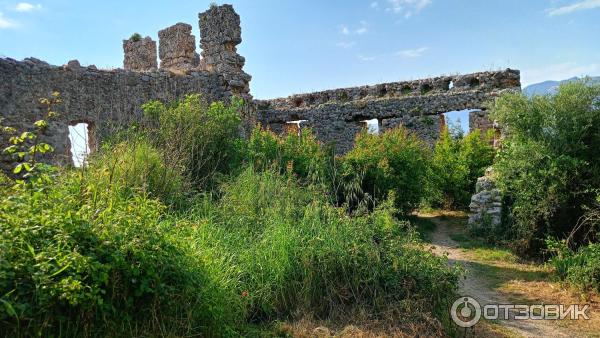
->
[492,81,600,251]
[246,126,333,185]
[0,93,464,336]
[141,94,245,189]
[548,240,600,292]
[0,173,241,337]
[428,126,495,209]
[129,32,142,41]
[342,127,431,214]
[0,166,460,336]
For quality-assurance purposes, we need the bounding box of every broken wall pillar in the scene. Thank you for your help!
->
[158,23,199,71]
[123,36,158,71]
[199,4,252,100]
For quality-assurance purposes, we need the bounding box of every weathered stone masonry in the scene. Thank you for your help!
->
[1,3,520,167]
[256,69,521,153]
[123,36,158,71]
[1,4,250,167]
[0,57,226,165]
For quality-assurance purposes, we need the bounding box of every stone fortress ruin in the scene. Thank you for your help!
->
[0,4,521,166]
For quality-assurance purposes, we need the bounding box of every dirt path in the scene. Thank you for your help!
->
[427,216,576,338]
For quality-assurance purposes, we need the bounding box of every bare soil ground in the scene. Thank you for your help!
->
[421,211,600,338]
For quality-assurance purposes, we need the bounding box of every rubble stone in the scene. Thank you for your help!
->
[468,168,503,231]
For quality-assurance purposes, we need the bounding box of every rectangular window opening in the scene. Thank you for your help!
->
[68,122,91,167]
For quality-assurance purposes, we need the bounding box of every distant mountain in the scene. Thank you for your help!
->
[523,76,600,96]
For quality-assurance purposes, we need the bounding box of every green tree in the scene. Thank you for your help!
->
[492,80,600,251]
[428,125,494,209]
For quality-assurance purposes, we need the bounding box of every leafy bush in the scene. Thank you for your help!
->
[548,240,600,292]
[428,126,495,209]
[492,81,600,251]
[0,174,241,337]
[0,92,464,336]
[2,92,60,187]
[342,127,431,214]
[246,126,334,186]
[141,94,245,190]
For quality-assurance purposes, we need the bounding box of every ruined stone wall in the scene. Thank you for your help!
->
[158,23,199,71]
[256,69,520,153]
[468,167,503,231]
[199,4,252,100]
[0,57,226,166]
[0,4,252,168]
[1,2,520,172]
[123,36,158,71]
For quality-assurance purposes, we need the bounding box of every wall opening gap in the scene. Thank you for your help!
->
[285,120,308,136]
[363,118,379,135]
[442,109,481,136]
[68,122,91,167]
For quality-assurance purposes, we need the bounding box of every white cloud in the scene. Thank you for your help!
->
[336,41,356,49]
[371,2,379,9]
[0,12,16,28]
[339,21,368,36]
[396,46,429,58]
[15,2,42,12]
[355,21,368,34]
[386,0,431,18]
[521,62,600,86]
[340,25,350,35]
[357,54,376,61]
[547,0,600,16]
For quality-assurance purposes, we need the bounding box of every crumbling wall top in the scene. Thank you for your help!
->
[199,4,241,46]
[199,4,251,100]
[158,23,199,71]
[123,36,157,71]
[257,69,521,110]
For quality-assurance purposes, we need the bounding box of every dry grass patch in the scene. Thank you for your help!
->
[499,280,600,337]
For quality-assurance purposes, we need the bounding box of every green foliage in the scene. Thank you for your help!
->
[90,136,187,204]
[141,94,245,190]
[548,239,600,292]
[0,174,241,337]
[246,126,333,185]
[191,168,460,322]
[129,33,142,42]
[343,127,431,214]
[0,166,460,336]
[427,126,495,209]
[0,93,466,336]
[492,81,600,251]
[1,92,60,188]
